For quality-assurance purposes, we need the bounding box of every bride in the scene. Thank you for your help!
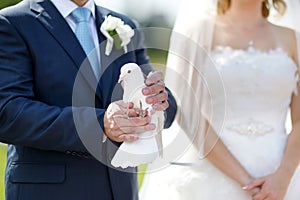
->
[140,0,300,199]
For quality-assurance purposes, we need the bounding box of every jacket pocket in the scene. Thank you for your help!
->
[8,162,65,184]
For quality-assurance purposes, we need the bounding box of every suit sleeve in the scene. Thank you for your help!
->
[131,20,177,128]
[0,15,105,154]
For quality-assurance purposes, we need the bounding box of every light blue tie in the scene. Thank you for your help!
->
[71,7,100,79]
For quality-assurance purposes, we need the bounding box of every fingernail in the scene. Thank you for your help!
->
[242,186,248,190]
[143,88,149,94]
[145,79,151,85]
[147,98,153,103]
[120,135,125,140]
[129,135,135,140]
[149,124,156,130]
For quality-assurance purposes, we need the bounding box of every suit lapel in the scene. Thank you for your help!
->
[95,6,111,75]
[30,0,101,100]
[94,6,117,105]
[95,7,137,107]
[95,6,108,46]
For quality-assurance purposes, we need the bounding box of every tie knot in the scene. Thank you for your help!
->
[71,7,91,23]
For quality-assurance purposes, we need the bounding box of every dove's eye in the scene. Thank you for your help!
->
[127,70,131,74]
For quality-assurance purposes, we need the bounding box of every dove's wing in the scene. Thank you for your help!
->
[123,81,147,107]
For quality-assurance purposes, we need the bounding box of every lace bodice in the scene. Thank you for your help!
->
[207,46,299,177]
[210,46,298,136]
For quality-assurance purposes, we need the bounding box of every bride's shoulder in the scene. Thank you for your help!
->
[269,23,297,61]
[270,23,295,37]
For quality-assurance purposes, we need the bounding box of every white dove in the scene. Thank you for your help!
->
[111,63,164,168]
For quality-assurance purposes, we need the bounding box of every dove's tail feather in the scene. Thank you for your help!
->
[111,138,159,168]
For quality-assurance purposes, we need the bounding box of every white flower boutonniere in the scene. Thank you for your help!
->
[100,15,135,56]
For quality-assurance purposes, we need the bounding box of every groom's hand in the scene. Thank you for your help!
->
[142,71,169,111]
[104,101,156,142]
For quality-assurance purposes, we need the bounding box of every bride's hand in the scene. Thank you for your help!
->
[244,170,291,200]
[241,177,260,197]
[247,187,261,198]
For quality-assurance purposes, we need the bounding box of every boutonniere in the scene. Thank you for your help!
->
[100,15,135,56]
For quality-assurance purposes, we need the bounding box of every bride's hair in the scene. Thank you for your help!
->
[217,0,287,18]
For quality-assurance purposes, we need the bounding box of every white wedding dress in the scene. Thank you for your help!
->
[139,45,300,200]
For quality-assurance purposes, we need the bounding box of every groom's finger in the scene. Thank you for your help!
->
[119,123,156,134]
[143,81,165,95]
[145,71,163,85]
[152,101,169,111]
[146,91,168,105]
[114,116,151,128]
[118,134,139,142]
[115,100,134,109]
[107,129,139,142]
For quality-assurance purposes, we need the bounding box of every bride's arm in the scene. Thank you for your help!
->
[246,30,300,200]
[245,75,300,200]
[278,31,300,184]
[202,120,259,194]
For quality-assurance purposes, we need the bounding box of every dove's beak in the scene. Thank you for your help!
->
[118,74,124,84]
[118,75,125,88]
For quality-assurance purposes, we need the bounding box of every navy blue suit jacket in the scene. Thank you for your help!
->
[0,0,177,199]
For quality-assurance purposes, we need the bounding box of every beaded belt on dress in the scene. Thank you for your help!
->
[226,118,274,135]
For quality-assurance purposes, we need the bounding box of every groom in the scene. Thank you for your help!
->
[0,0,177,199]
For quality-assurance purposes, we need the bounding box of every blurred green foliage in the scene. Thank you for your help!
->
[148,49,168,69]
[0,143,7,200]
[138,164,147,189]
[0,0,22,9]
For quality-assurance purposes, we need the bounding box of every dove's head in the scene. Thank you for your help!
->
[118,63,143,84]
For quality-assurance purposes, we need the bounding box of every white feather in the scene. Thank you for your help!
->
[111,63,164,168]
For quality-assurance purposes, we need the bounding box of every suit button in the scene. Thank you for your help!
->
[77,152,84,158]
[83,154,89,158]
[65,150,71,155]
